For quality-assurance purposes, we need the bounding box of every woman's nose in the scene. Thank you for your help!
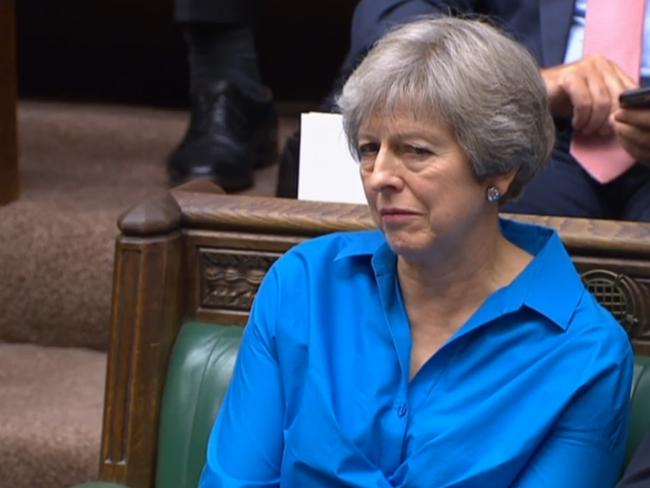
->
[364,147,403,192]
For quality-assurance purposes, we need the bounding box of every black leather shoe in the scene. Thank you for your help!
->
[168,81,278,192]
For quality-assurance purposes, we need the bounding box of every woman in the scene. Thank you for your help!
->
[200,17,633,487]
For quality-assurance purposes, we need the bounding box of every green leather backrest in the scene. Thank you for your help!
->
[156,322,650,486]
[628,355,650,464]
[156,322,243,488]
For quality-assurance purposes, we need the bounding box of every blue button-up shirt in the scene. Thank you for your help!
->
[200,220,633,487]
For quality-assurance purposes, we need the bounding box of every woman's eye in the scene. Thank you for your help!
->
[406,145,432,156]
[358,143,379,158]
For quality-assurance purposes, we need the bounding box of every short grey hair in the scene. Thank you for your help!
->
[337,16,555,201]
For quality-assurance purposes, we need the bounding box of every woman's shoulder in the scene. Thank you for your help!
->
[260,230,387,306]
[569,291,634,362]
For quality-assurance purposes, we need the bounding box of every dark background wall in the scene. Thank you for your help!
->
[16,1,356,106]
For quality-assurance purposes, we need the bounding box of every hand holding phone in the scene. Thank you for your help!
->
[619,87,650,109]
[613,87,650,163]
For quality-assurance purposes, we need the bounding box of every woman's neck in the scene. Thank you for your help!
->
[396,220,532,317]
[396,216,533,379]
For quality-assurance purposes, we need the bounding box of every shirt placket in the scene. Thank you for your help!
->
[375,269,411,475]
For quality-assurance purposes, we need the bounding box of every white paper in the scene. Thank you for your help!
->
[298,112,367,205]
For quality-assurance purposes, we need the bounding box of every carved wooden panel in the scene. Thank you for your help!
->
[581,269,650,342]
[199,248,280,311]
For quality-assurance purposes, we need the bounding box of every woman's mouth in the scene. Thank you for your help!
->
[379,208,419,223]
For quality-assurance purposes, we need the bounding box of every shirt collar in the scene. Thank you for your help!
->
[333,229,397,277]
[498,218,584,330]
[334,230,384,260]
[333,219,585,331]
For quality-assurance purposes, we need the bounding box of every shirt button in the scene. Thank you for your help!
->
[397,404,408,417]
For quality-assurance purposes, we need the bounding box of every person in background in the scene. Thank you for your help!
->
[200,17,633,486]
[168,0,277,192]
[279,0,650,222]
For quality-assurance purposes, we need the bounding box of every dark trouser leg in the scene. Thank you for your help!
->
[501,149,611,219]
[168,0,277,192]
[174,0,266,100]
[502,122,613,219]
[503,133,650,222]
[614,164,650,222]
[183,24,267,102]
[174,0,256,25]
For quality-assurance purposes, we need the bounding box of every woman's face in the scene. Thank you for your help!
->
[358,110,496,261]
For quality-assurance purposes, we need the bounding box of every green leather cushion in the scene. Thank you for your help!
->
[156,322,243,488]
[156,322,650,486]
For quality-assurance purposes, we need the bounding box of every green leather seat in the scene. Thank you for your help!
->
[156,322,243,488]
[75,322,650,487]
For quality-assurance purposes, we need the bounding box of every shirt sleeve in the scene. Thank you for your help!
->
[512,336,634,488]
[199,267,284,487]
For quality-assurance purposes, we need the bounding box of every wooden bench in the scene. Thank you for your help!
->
[99,182,650,487]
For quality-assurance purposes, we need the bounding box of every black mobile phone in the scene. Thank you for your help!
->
[619,86,650,109]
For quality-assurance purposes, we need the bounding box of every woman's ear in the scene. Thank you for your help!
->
[491,170,518,198]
